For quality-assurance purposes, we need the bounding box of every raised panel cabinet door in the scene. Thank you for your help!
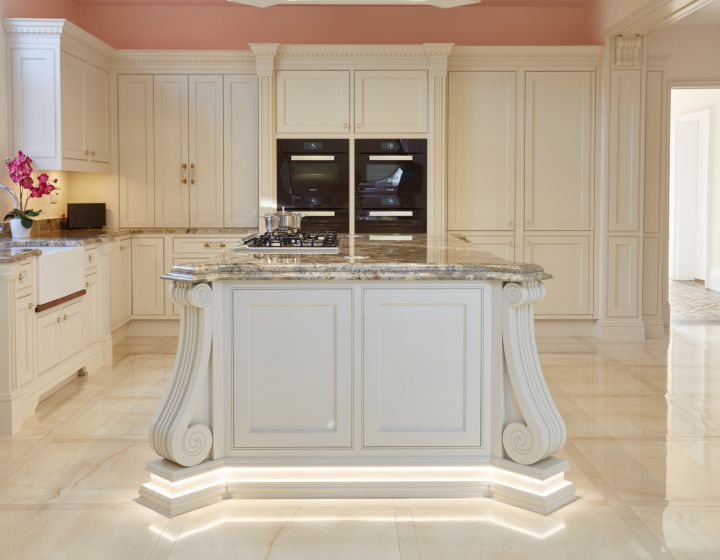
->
[276,70,350,134]
[118,75,155,227]
[83,272,100,345]
[231,288,352,449]
[118,240,133,323]
[189,75,224,228]
[11,47,58,161]
[85,64,111,164]
[154,75,189,227]
[524,234,592,316]
[363,287,485,448]
[60,299,84,362]
[448,72,516,231]
[60,52,87,162]
[36,310,61,375]
[448,233,515,262]
[15,295,35,389]
[224,75,259,227]
[131,237,165,316]
[525,71,594,231]
[354,70,428,134]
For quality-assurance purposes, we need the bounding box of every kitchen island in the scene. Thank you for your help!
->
[139,234,575,516]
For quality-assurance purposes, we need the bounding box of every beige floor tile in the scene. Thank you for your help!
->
[632,505,720,559]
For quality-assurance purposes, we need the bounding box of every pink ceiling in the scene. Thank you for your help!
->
[2,0,603,48]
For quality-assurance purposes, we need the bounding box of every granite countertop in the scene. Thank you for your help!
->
[0,228,256,264]
[164,234,551,283]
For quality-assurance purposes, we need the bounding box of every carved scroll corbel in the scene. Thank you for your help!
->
[149,281,213,467]
[501,282,566,465]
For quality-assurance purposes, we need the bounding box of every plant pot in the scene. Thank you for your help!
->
[10,218,32,239]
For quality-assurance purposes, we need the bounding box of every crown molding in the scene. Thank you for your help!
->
[2,18,66,36]
[113,49,256,73]
[449,45,603,68]
[646,51,670,70]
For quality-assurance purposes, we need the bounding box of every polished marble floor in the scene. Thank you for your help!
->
[2,328,720,559]
[669,280,720,323]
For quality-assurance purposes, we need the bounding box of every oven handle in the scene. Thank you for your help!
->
[368,210,414,217]
[368,155,413,161]
[302,210,336,217]
[290,155,336,161]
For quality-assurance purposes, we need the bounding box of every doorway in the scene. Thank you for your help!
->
[668,87,720,322]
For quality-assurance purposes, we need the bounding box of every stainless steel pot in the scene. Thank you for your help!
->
[262,208,305,232]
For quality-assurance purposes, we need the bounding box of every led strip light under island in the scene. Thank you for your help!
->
[139,234,576,517]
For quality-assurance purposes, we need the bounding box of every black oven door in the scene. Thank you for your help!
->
[355,154,426,210]
[277,140,349,211]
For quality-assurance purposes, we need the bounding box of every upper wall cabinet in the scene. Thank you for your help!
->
[524,71,594,231]
[448,72,516,231]
[6,20,113,172]
[354,71,427,134]
[276,70,350,134]
[275,70,428,135]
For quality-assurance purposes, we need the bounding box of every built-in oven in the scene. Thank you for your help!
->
[277,139,349,232]
[355,139,427,234]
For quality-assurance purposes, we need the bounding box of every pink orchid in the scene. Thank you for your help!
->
[4,151,59,214]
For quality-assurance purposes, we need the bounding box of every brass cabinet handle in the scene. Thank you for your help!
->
[190,163,196,185]
[91,150,95,157]
[220,243,226,248]
[88,254,94,262]
[181,163,188,184]
[63,314,68,321]
[86,281,90,288]
[28,302,33,309]
[84,149,89,156]
[203,242,226,249]
[56,316,62,324]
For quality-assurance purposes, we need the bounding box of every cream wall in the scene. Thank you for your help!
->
[647,24,720,79]
[69,173,119,229]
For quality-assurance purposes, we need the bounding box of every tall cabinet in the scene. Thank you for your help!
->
[118,74,258,228]
[448,69,595,319]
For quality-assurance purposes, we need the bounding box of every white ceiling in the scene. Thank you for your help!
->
[676,0,720,25]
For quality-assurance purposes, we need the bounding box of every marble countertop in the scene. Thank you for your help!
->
[0,228,256,264]
[165,234,550,283]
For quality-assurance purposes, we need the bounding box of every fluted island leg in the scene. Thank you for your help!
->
[501,281,566,465]
[148,281,213,467]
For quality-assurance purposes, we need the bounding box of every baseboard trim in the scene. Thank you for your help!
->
[534,320,597,337]
[119,319,180,338]
[595,320,646,341]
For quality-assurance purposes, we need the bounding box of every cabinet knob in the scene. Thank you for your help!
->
[84,149,89,156]
[28,302,33,310]
[63,314,69,321]
[56,316,62,324]
[220,243,226,248]
[88,255,94,262]
[18,271,26,282]
[120,245,125,251]
[91,150,95,157]
[86,281,90,288]
[204,242,210,248]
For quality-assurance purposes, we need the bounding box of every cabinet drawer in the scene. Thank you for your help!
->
[85,247,98,272]
[16,262,33,295]
[172,237,234,254]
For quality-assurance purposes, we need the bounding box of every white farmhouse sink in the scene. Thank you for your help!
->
[36,246,85,305]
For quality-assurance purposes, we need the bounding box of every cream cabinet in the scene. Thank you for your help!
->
[449,233,515,262]
[524,72,594,231]
[362,287,485,447]
[354,70,427,134]
[15,295,35,390]
[230,288,353,449]
[224,75,259,227]
[10,47,112,172]
[448,72,516,231]
[118,75,155,228]
[60,300,84,362]
[36,310,62,376]
[524,234,592,317]
[110,239,132,330]
[131,237,165,317]
[83,272,100,346]
[276,70,350,134]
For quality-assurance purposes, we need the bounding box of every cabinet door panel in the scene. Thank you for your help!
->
[363,288,485,448]
[37,311,61,375]
[131,237,165,316]
[85,64,111,163]
[119,75,155,227]
[277,70,350,134]
[61,300,84,361]
[224,75,259,227]
[448,72,516,230]
[11,48,57,159]
[524,234,592,316]
[188,76,224,228]
[15,295,34,389]
[525,72,593,230]
[448,233,515,262]
[231,288,352,449]
[154,75,189,227]
[60,53,87,161]
[84,272,100,345]
[355,70,427,134]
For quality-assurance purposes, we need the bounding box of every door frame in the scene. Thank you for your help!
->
[661,81,720,320]
[670,108,711,284]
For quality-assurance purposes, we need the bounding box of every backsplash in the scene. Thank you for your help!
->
[0,216,67,238]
